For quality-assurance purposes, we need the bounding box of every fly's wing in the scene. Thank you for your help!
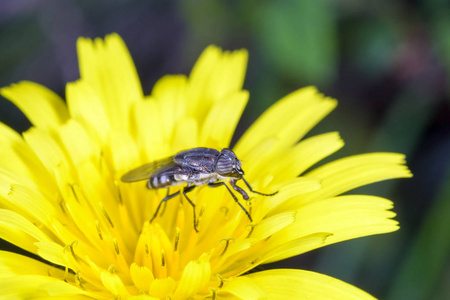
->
[121,157,175,182]
[174,148,219,171]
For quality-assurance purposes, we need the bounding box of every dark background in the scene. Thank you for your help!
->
[1,1,449,299]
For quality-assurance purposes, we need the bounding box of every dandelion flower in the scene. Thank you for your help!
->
[0,34,411,299]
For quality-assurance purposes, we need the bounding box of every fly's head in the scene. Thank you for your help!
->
[215,148,244,179]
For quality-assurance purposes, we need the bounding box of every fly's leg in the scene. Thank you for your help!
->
[150,186,199,232]
[180,185,198,232]
[158,188,171,217]
[150,190,180,224]
[208,181,253,222]
[229,180,249,200]
[241,177,278,196]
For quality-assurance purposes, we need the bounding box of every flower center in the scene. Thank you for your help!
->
[133,222,179,280]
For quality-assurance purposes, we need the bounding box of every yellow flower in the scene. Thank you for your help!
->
[0,34,411,299]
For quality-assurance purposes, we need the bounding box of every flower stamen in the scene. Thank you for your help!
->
[95,220,103,240]
[64,240,80,263]
[199,205,206,219]
[100,203,114,228]
[108,265,116,273]
[69,183,81,203]
[245,223,256,239]
[220,206,229,218]
[216,274,227,288]
[114,179,123,205]
[8,184,14,196]
[209,287,218,300]
[64,267,69,282]
[174,227,180,252]
[58,196,67,214]
[75,271,86,290]
[113,238,120,254]
[220,238,236,256]
[194,205,206,229]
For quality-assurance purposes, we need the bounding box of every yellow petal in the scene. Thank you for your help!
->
[265,195,398,263]
[58,120,97,166]
[23,126,68,173]
[254,177,322,219]
[218,238,256,260]
[130,263,154,292]
[66,80,110,145]
[245,269,376,300]
[100,268,131,298]
[149,277,176,299]
[267,132,344,184]
[151,75,188,144]
[217,276,266,300]
[0,250,66,279]
[51,179,102,247]
[250,211,296,240]
[274,153,412,213]
[0,183,57,229]
[0,275,90,298]
[307,152,411,179]
[17,295,89,300]
[106,129,140,175]
[258,233,333,266]
[0,123,53,191]
[235,86,337,158]
[219,233,331,277]
[129,295,160,300]
[212,213,297,274]
[35,241,78,270]
[172,117,198,153]
[132,98,167,161]
[172,252,211,300]
[186,45,221,117]
[188,46,248,119]
[0,81,69,130]
[200,90,248,148]
[0,209,50,254]
[77,34,143,131]
[38,279,92,297]
[76,159,119,219]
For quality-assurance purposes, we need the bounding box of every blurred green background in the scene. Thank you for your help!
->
[1,1,449,299]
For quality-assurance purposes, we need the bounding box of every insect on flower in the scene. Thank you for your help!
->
[121,147,278,232]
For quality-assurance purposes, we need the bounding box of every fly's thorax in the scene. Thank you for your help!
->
[170,171,221,186]
[215,174,235,182]
[189,172,221,185]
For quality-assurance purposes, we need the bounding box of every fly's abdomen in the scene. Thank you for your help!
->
[147,174,179,189]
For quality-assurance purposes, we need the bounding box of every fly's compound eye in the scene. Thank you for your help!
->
[216,154,233,176]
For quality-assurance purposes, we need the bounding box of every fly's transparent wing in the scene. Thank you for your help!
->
[121,157,175,182]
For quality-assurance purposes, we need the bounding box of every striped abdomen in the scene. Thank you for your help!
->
[147,173,179,189]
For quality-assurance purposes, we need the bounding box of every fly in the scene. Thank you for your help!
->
[121,147,278,232]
